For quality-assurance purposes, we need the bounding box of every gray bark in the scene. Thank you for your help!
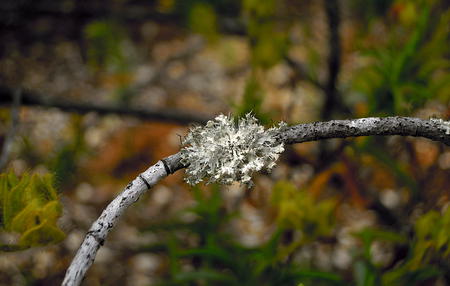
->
[276,117,449,146]
[62,153,183,286]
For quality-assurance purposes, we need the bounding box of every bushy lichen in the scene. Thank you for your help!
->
[180,113,285,186]
[430,118,450,135]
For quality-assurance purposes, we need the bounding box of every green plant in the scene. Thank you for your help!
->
[0,171,65,251]
[352,207,450,286]
[139,183,343,286]
[353,1,450,115]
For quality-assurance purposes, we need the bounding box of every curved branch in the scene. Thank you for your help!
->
[277,117,449,145]
[62,153,184,286]
[62,116,449,286]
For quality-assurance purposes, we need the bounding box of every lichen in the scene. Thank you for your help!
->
[180,113,285,186]
[430,118,450,135]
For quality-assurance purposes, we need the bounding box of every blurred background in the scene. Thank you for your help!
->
[0,0,449,285]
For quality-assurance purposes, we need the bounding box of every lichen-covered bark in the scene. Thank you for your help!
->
[276,117,450,146]
[62,153,184,286]
[62,116,449,286]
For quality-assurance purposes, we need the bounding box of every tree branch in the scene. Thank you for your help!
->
[62,116,449,286]
[62,153,185,286]
[284,55,324,90]
[277,117,449,145]
[0,86,210,125]
[322,0,342,120]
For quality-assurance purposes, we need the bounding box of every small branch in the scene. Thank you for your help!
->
[277,117,450,146]
[0,37,208,125]
[0,4,247,36]
[62,153,184,286]
[322,0,342,120]
[0,86,210,125]
[62,116,449,286]
[0,88,21,170]
[284,55,324,90]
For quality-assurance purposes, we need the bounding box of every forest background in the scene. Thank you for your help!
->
[0,0,449,285]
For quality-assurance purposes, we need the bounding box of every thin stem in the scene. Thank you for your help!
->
[322,0,342,120]
[0,86,210,125]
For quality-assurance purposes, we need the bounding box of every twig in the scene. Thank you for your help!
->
[62,153,184,286]
[0,4,247,36]
[284,55,324,90]
[0,86,210,125]
[0,88,21,170]
[322,0,342,120]
[276,117,450,145]
[0,37,209,125]
[62,116,449,286]
[318,0,344,168]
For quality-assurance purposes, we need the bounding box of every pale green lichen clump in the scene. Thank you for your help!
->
[180,114,285,186]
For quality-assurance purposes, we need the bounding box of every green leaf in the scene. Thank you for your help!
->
[10,200,42,233]
[272,181,336,238]
[437,207,450,254]
[353,2,449,115]
[84,20,129,73]
[0,171,65,251]
[382,207,450,285]
[189,3,219,43]
[354,227,407,263]
[19,219,65,248]
[354,227,407,245]
[354,260,378,286]
[2,173,32,230]
[291,270,345,285]
[243,0,276,18]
